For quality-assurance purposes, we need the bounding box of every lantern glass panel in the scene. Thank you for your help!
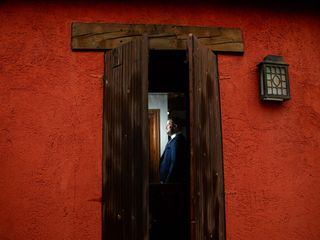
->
[267,80,272,87]
[272,88,277,94]
[282,82,286,88]
[273,75,280,86]
[267,73,271,80]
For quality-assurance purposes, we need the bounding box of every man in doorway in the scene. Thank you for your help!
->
[159,117,187,184]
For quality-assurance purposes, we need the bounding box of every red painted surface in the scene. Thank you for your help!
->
[1,1,320,240]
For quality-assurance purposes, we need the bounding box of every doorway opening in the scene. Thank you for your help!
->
[102,35,226,240]
[72,23,242,240]
[148,50,190,240]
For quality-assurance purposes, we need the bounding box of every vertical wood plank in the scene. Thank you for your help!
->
[149,109,161,183]
[103,36,149,240]
[188,34,226,240]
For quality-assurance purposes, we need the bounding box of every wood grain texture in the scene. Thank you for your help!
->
[72,22,243,53]
[103,36,149,240]
[188,34,226,240]
[148,109,160,183]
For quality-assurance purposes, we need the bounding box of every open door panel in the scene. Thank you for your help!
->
[103,36,149,240]
[188,34,226,240]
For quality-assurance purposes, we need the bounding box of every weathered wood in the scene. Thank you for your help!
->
[148,109,160,183]
[72,22,243,53]
[103,36,149,240]
[188,34,226,240]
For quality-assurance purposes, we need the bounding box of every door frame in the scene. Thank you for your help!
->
[71,22,243,53]
[71,22,244,240]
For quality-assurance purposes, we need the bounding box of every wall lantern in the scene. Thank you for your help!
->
[258,55,290,101]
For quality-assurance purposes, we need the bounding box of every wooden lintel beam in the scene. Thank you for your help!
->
[72,22,244,53]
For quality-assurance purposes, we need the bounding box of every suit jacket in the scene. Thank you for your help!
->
[159,133,187,183]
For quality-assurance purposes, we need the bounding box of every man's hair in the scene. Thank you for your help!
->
[168,117,185,128]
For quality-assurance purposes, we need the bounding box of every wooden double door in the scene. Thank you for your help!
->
[103,35,225,240]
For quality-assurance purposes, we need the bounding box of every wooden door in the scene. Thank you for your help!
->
[103,36,149,240]
[148,109,160,183]
[188,34,226,240]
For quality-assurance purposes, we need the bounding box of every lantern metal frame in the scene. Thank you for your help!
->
[258,55,290,101]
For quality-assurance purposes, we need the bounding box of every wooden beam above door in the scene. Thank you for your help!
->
[71,22,244,53]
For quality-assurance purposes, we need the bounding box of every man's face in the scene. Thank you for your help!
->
[165,120,175,136]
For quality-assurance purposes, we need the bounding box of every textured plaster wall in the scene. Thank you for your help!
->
[0,1,319,240]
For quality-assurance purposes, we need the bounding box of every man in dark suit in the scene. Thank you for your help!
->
[159,117,187,184]
[154,117,189,240]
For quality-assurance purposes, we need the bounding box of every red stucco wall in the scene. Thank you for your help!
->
[1,1,319,240]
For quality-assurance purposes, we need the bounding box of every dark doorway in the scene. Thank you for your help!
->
[102,35,226,240]
[148,50,190,240]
